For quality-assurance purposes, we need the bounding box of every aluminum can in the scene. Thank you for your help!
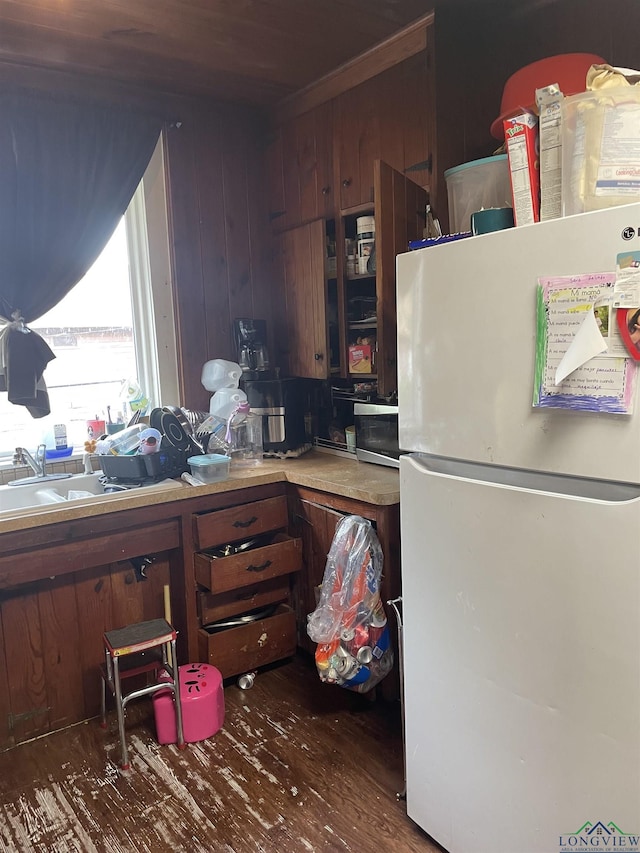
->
[340,626,355,642]
[356,645,373,664]
[333,650,360,680]
[237,671,257,690]
[370,598,388,628]
[353,623,369,649]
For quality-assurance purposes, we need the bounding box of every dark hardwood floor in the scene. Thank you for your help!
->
[0,654,440,852]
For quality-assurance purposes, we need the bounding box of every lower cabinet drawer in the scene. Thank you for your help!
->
[194,495,288,550]
[195,534,302,593]
[197,576,291,626]
[198,604,296,680]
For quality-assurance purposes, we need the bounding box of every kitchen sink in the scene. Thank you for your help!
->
[0,472,183,516]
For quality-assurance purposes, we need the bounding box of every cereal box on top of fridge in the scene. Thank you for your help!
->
[504,112,540,225]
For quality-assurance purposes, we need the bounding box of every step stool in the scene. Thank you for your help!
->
[100,617,185,769]
[153,663,225,744]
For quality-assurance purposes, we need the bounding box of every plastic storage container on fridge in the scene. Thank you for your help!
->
[561,87,640,216]
[444,155,512,234]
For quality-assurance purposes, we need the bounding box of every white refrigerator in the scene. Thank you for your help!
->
[396,204,640,853]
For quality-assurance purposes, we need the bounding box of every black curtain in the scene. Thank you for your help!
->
[0,91,162,323]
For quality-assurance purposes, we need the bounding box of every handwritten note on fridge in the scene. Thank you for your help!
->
[533,273,636,414]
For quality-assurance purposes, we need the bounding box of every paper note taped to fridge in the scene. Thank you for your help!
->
[534,273,636,414]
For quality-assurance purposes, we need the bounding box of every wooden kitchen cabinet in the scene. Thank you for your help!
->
[289,486,401,701]
[193,494,301,679]
[294,101,334,225]
[267,102,334,233]
[342,160,427,395]
[275,162,425,392]
[275,217,342,379]
[333,75,380,210]
[373,159,428,394]
[0,508,183,748]
[333,51,433,212]
[289,496,344,657]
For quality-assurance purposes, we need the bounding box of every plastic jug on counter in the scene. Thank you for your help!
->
[201,359,243,393]
[209,387,248,421]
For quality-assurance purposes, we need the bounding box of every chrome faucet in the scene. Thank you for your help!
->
[9,444,72,486]
[14,444,47,478]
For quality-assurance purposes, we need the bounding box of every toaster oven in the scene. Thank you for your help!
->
[353,402,403,468]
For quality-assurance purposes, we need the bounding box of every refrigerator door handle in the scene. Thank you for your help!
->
[403,453,640,504]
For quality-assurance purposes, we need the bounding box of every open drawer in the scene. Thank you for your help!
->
[195,533,301,594]
[197,575,292,626]
[198,603,296,680]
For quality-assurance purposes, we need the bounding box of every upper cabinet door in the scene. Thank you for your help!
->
[278,219,330,379]
[333,50,433,214]
[374,159,428,396]
[334,76,380,210]
[296,101,334,223]
[267,104,334,233]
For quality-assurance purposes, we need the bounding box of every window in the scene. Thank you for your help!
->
[0,137,178,459]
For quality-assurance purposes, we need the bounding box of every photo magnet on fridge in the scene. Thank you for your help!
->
[616,306,640,361]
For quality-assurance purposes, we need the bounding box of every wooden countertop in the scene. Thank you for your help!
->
[0,451,399,534]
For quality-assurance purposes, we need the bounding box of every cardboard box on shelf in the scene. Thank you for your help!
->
[348,345,373,374]
[504,112,540,225]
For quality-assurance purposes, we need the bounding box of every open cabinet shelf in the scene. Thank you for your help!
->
[276,161,427,395]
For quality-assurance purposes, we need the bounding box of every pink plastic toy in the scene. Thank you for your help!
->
[153,663,225,744]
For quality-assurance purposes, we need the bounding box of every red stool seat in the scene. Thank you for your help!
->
[153,663,225,744]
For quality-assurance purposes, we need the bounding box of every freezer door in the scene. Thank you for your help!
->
[400,454,640,853]
[397,203,640,484]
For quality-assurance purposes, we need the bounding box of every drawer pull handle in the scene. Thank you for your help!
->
[233,516,258,529]
[246,559,272,573]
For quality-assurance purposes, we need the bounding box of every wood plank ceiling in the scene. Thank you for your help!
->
[0,0,433,103]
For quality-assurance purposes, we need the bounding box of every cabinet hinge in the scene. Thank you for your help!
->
[406,155,432,174]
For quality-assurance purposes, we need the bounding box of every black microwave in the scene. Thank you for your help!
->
[353,402,404,468]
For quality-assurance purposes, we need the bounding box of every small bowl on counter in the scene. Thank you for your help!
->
[187,454,230,484]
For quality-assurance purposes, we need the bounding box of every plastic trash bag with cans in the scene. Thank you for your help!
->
[307,515,393,693]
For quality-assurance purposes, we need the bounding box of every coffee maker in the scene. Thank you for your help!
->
[232,318,270,380]
[232,318,307,453]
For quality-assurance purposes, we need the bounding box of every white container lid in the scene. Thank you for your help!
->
[444,154,508,179]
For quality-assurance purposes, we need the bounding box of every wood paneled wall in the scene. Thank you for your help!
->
[163,104,277,412]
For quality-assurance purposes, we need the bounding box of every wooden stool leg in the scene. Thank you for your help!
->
[112,656,129,770]
[171,639,186,750]
[100,649,111,729]
[100,675,107,729]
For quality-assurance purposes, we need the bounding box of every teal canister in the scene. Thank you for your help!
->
[470,207,514,235]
